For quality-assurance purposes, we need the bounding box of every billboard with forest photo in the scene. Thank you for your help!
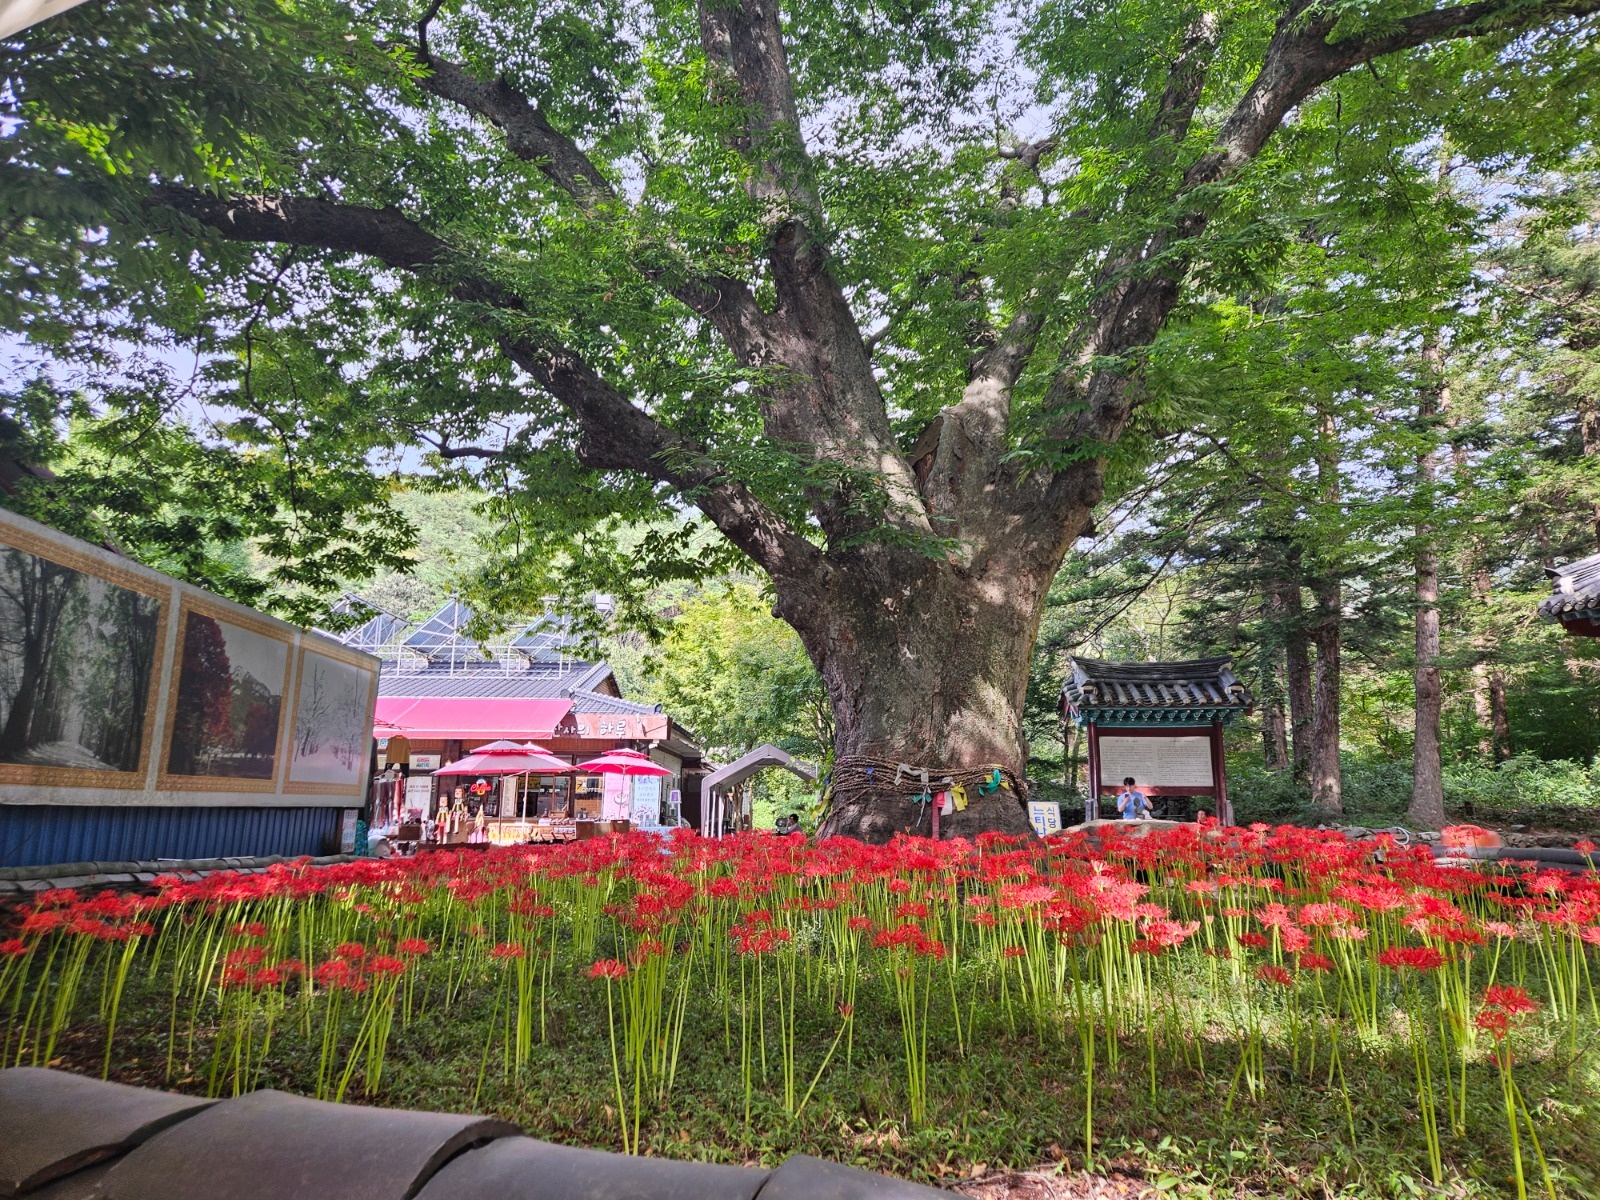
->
[0,540,164,781]
[164,608,289,784]
[287,647,376,793]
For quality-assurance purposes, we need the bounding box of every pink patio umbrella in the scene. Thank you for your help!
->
[574,748,674,776]
[434,741,573,776]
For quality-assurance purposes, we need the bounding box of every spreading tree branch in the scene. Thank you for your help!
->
[144,185,826,582]
[407,49,776,366]
[1033,0,1600,536]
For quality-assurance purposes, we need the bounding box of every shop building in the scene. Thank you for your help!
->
[318,598,704,839]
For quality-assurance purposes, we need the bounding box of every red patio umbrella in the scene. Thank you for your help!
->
[574,749,674,776]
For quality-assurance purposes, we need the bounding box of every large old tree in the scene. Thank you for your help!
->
[5,0,1599,838]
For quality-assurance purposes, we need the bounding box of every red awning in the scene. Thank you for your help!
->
[373,697,573,740]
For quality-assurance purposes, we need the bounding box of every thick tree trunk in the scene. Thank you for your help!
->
[804,552,1044,842]
[1280,589,1314,781]
[1308,581,1343,815]
[1411,543,1445,827]
[1263,561,1312,779]
[1583,389,1600,550]
[1262,698,1290,770]
[1307,407,1343,814]
[1489,670,1512,762]
[1410,339,1447,829]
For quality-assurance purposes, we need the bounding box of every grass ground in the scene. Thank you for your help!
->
[34,956,1600,1200]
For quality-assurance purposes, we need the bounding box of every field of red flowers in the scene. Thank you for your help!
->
[3,823,1598,1198]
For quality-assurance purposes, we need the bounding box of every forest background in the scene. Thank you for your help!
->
[3,5,1599,832]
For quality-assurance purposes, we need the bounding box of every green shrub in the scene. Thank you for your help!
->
[1226,753,1600,831]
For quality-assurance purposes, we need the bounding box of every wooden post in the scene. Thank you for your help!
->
[1085,722,1101,823]
[1209,719,1231,826]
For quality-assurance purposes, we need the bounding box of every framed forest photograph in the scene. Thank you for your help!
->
[161,602,291,791]
[0,528,167,788]
[285,644,378,795]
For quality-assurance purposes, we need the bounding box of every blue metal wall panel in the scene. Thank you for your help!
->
[0,806,346,869]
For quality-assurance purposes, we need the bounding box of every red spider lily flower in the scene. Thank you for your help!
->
[707,877,741,899]
[895,901,929,919]
[1581,926,1600,946]
[1184,880,1217,896]
[963,893,994,907]
[1237,932,1270,950]
[365,955,408,978]
[396,938,431,956]
[846,916,874,933]
[1482,985,1539,1015]
[314,960,358,989]
[220,965,251,988]
[1483,921,1517,939]
[1220,907,1249,919]
[1255,963,1294,987]
[1141,918,1200,948]
[631,938,666,963]
[250,967,284,989]
[1001,945,1027,959]
[999,883,1056,910]
[1299,902,1359,927]
[0,939,28,957]
[231,922,270,939]
[275,959,306,977]
[838,1003,854,1017]
[968,911,997,927]
[224,946,267,968]
[334,942,367,961]
[1255,903,1295,928]
[1376,945,1447,971]
[19,910,65,934]
[1279,926,1312,953]
[36,889,79,909]
[489,943,526,960]
[588,958,628,980]
[1474,1009,1511,1038]
[1573,840,1594,855]
[1296,951,1334,972]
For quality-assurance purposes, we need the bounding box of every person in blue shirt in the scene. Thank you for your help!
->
[1116,777,1152,820]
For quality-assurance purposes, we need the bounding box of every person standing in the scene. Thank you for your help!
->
[1116,777,1151,820]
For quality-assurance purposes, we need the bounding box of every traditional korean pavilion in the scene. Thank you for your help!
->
[1060,656,1253,825]
[1539,552,1600,638]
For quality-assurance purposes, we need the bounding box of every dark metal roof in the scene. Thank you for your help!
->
[569,689,663,715]
[1062,656,1251,712]
[379,666,601,700]
[1540,552,1600,620]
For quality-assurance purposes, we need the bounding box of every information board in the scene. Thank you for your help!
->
[404,773,434,814]
[1098,735,1214,790]
[631,775,663,828]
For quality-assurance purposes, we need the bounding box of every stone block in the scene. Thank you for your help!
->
[97,1088,517,1200]
[0,1068,213,1197]
[414,1136,770,1200]
[755,1155,944,1200]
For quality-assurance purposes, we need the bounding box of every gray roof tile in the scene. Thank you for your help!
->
[1062,656,1252,711]
[1540,552,1600,619]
